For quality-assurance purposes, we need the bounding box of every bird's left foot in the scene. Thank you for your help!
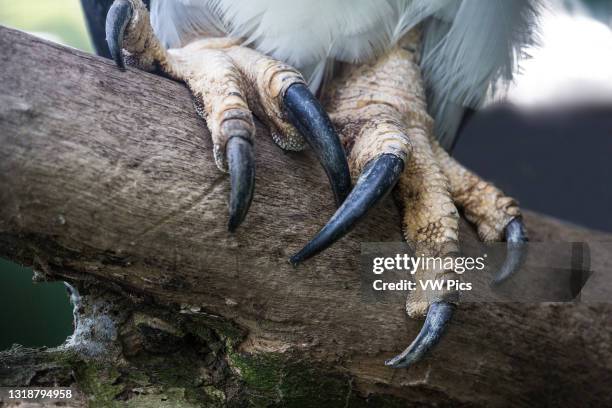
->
[291,31,528,367]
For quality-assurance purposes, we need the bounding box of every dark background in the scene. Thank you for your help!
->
[456,103,612,233]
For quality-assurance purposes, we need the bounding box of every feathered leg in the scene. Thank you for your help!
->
[104,0,351,230]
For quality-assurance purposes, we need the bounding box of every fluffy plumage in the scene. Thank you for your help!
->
[150,0,539,149]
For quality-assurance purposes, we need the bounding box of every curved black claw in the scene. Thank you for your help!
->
[290,154,403,264]
[283,83,352,206]
[492,217,528,285]
[385,302,455,368]
[227,137,255,232]
[105,0,133,70]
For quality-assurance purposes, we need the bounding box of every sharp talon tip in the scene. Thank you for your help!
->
[294,154,403,262]
[106,0,133,71]
[384,358,407,368]
[283,83,352,206]
[492,217,528,285]
[386,302,454,369]
[227,136,255,233]
[289,254,302,266]
[383,358,397,367]
[227,219,239,233]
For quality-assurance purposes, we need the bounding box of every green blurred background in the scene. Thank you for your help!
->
[0,0,92,51]
[0,0,91,350]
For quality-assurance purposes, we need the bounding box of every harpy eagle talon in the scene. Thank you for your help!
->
[105,0,132,71]
[290,153,404,264]
[284,83,352,206]
[226,136,255,232]
[104,0,351,231]
[384,301,455,368]
[492,217,528,285]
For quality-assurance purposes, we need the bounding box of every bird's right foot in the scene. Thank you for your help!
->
[105,0,352,231]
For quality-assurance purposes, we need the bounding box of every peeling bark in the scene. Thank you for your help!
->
[1,26,611,407]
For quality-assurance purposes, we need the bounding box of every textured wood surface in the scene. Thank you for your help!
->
[1,26,611,406]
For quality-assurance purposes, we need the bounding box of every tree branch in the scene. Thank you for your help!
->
[1,26,611,407]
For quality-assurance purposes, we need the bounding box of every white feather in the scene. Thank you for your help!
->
[150,0,225,48]
[209,0,406,68]
[151,0,539,148]
[419,0,540,148]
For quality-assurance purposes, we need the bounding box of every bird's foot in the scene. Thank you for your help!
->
[105,0,351,230]
[291,32,527,367]
[433,141,528,285]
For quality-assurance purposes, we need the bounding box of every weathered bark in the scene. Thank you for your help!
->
[1,26,611,407]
